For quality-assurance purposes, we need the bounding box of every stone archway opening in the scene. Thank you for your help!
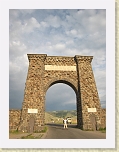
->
[45,82,77,125]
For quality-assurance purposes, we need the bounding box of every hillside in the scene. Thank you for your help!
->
[45,110,77,124]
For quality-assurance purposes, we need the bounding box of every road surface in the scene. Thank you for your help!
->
[43,123,106,139]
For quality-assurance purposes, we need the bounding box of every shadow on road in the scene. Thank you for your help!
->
[46,123,78,128]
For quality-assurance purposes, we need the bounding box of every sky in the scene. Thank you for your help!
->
[9,9,106,111]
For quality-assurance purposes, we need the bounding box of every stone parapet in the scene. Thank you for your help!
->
[45,56,76,66]
[27,54,47,62]
[75,55,93,63]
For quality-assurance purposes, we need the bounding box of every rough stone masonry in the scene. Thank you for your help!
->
[9,54,106,132]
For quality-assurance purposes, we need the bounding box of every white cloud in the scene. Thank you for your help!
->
[9,9,20,22]
[54,43,66,50]
[41,21,49,28]
[9,61,21,73]
[66,40,74,45]
[9,9,106,110]
[22,17,40,33]
[44,15,61,28]
[66,29,77,36]
[10,17,40,41]
[19,9,35,14]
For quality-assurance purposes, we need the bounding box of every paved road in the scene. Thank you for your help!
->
[43,124,106,139]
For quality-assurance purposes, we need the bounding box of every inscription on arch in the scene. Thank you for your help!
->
[45,65,76,71]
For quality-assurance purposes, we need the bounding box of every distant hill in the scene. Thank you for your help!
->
[45,110,77,124]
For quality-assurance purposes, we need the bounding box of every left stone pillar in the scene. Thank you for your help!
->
[18,54,47,132]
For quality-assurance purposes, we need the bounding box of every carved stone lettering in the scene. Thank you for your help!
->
[45,65,76,71]
[28,109,38,113]
[88,108,97,112]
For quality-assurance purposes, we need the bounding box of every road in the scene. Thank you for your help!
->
[43,123,106,139]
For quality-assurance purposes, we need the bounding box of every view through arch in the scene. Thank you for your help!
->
[45,83,77,124]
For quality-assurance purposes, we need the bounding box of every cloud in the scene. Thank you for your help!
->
[19,9,36,14]
[100,95,106,108]
[10,16,40,45]
[46,83,76,111]
[9,9,106,110]
[44,15,62,28]
[66,29,78,36]
[22,17,40,33]
[54,43,66,50]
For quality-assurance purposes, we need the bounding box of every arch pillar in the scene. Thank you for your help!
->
[18,54,47,132]
[75,55,102,130]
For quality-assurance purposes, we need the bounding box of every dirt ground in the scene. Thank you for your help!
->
[9,132,46,139]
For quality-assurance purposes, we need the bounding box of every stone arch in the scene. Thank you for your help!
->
[18,54,104,132]
[44,77,78,95]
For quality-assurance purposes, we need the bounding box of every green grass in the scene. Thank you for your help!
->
[34,126,47,133]
[99,127,106,133]
[21,133,44,139]
[82,129,94,131]
[21,134,34,139]
[10,126,48,139]
[21,134,42,139]
[40,126,47,133]
[9,130,22,134]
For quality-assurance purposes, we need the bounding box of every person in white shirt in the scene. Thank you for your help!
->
[63,118,68,129]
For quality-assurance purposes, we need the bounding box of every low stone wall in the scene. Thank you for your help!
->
[100,108,106,129]
[9,108,106,131]
[9,109,21,131]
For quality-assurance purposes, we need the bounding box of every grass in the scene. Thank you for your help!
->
[99,127,106,133]
[21,126,48,139]
[40,126,47,133]
[81,127,106,132]
[21,134,42,139]
[34,126,47,133]
[82,129,94,131]
[9,126,48,139]
[9,130,22,134]
[21,134,34,139]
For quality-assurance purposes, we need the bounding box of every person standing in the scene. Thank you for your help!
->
[63,118,68,129]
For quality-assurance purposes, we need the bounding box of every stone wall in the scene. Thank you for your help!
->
[9,108,106,131]
[9,109,21,131]
[100,108,106,128]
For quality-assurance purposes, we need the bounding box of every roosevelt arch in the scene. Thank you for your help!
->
[18,54,103,132]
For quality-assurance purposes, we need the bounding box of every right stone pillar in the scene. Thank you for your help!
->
[75,55,102,130]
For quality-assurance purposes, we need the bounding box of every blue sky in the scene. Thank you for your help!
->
[9,9,106,111]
